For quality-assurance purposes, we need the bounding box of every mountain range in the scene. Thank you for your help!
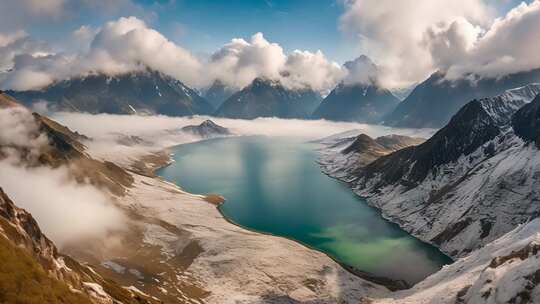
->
[312,56,400,123]
[320,83,540,258]
[384,69,540,128]
[7,69,214,116]
[215,77,322,119]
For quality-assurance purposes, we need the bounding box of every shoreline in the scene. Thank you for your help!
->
[140,138,412,291]
[316,157,455,264]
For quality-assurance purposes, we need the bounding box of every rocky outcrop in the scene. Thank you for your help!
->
[181,119,231,138]
[319,133,424,179]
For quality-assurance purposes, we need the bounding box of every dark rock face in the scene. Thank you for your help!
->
[203,80,237,109]
[364,100,501,186]
[181,119,231,138]
[312,82,400,122]
[215,78,322,119]
[512,94,540,147]
[384,69,540,128]
[7,69,214,116]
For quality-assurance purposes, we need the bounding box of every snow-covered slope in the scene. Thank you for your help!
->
[319,85,540,258]
[318,133,424,179]
[371,218,540,304]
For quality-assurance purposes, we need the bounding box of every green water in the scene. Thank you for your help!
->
[157,136,452,285]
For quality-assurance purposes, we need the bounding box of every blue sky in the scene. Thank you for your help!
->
[22,0,526,64]
[22,0,355,63]
[147,0,357,62]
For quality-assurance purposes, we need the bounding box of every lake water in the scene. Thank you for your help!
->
[157,136,452,285]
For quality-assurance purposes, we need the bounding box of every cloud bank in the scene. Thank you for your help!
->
[0,107,126,248]
[339,0,540,88]
[0,18,345,93]
[51,111,435,166]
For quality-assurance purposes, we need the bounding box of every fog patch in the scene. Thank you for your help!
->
[0,107,126,248]
[0,162,126,247]
[51,112,435,165]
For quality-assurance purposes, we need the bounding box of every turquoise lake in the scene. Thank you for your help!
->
[157,136,452,285]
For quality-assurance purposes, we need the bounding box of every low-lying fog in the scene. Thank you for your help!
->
[52,112,436,166]
[1,109,435,249]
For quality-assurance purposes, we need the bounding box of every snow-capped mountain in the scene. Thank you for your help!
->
[6,69,214,116]
[312,56,400,123]
[215,77,322,119]
[319,84,540,258]
[384,69,540,128]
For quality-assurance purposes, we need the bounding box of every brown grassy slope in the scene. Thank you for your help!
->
[0,236,93,304]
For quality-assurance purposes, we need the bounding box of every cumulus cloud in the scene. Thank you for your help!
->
[437,1,540,80]
[81,16,203,85]
[0,17,204,90]
[208,32,345,92]
[340,0,540,87]
[341,55,379,86]
[0,107,126,248]
[208,33,286,89]
[0,31,50,72]
[339,0,492,87]
[1,21,345,93]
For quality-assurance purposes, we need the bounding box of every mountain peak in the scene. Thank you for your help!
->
[181,119,231,138]
[8,69,214,116]
[512,94,540,147]
[216,77,321,119]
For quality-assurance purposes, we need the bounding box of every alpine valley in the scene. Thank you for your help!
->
[2,1,540,303]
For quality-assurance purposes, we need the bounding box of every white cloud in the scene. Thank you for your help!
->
[0,107,48,161]
[208,32,347,92]
[81,16,204,85]
[0,107,127,247]
[439,1,540,80]
[1,17,205,90]
[340,0,540,86]
[339,0,493,87]
[1,23,346,93]
[208,33,286,89]
[0,162,126,248]
[281,50,345,93]
[0,31,50,72]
